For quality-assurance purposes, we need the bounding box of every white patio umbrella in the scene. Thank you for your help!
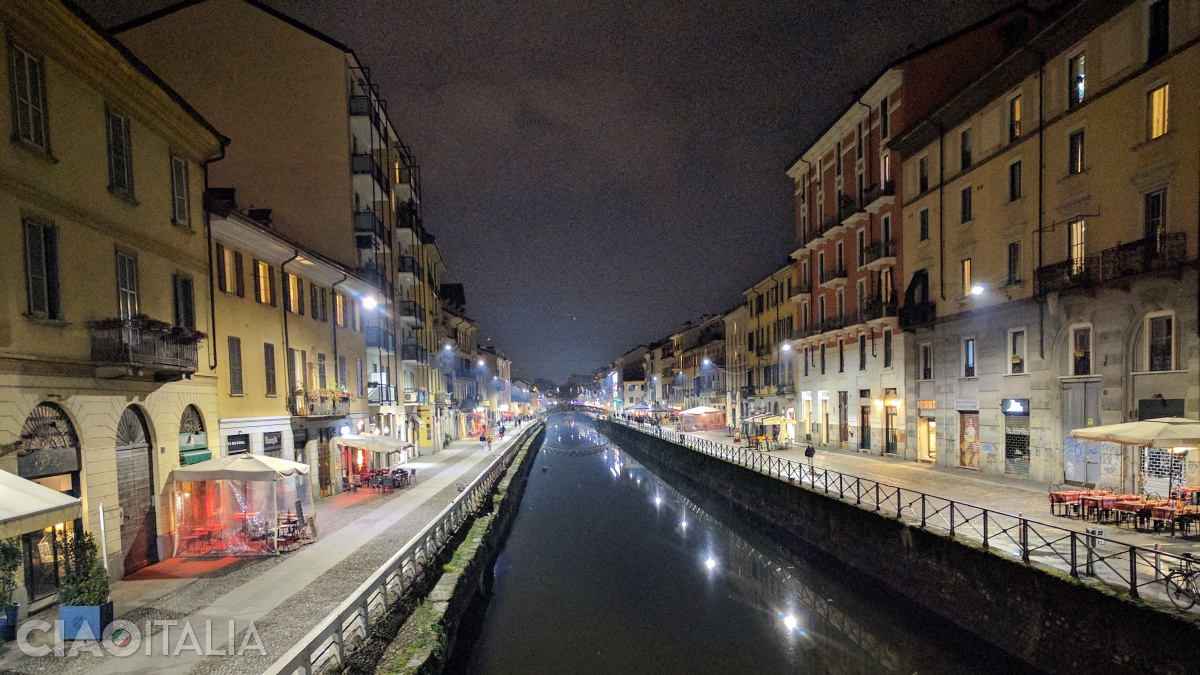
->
[1070,418,1200,496]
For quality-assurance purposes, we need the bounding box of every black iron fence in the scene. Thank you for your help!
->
[1035,233,1188,295]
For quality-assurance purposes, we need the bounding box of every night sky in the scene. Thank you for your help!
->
[80,0,1012,382]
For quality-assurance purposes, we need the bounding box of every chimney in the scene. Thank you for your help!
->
[204,187,237,216]
[248,209,273,227]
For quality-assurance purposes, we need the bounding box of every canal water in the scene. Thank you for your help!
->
[449,413,1039,674]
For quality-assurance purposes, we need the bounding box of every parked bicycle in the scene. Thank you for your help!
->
[1165,553,1199,610]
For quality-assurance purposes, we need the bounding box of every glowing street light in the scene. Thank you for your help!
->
[783,614,798,631]
[361,296,378,310]
[970,284,985,296]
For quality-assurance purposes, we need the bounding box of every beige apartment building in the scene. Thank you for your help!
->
[894,0,1199,488]
[0,0,225,596]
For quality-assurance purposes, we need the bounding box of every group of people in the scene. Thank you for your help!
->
[478,423,511,452]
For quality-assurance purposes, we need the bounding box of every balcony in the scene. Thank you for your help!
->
[368,383,397,405]
[365,327,396,353]
[355,266,394,299]
[398,300,426,327]
[859,297,898,324]
[401,342,427,363]
[776,384,795,396]
[88,317,200,380]
[861,240,896,270]
[348,95,386,144]
[351,153,390,200]
[789,279,813,302]
[899,301,937,330]
[396,202,422,246]
[354,211,390,251]
[292,393,351,417]
[396,256,422,286]
[819,314,848,334]
[395,165,420,204]
[739,385,758,398]
[863,180,896,213]
[840,195,869,229]
[819,265,848,288]
[1035,233,1188,296]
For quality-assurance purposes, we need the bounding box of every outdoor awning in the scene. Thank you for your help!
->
[681,406,722,415]
[760,416,788,425]
[0,470,82,538]
[180,448,212,465]
[407,414,427,427]
[170,454,309,482]
[1070,417,1200,448]
[626,404,650,411]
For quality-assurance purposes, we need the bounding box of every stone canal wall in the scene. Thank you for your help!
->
[372,427,544,675]
[600,421,1199,675]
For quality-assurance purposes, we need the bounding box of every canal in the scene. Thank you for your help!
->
[448,413,1040,674]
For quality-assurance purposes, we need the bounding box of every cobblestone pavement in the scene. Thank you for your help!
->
[0,423,535,675]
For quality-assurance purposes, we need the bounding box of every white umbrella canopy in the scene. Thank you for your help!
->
[170,454,310,482]
[339,434,407,455]
[0,470,81,538]
[1069,418,1200,448]
[681,406,722,415]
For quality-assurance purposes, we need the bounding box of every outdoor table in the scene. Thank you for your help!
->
[1175,486,1200,505]
[1080,494,1124,522]
[1049,490,1083,517]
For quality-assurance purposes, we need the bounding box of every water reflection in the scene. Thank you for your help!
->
[455,413,1033,675]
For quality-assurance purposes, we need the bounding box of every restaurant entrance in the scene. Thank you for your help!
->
[17,403,82,605]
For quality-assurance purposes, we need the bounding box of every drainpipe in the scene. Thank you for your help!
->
[200,144,226,372]
[1035,48,1047,359]
[281,250,301,399]
[935,122,946,301]
[332,272,348,389]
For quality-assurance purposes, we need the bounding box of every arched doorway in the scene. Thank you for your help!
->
[178,405,210,465]
[116,406,158,576]
[16,403,81,602]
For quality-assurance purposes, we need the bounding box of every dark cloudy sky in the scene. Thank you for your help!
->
[81,0,1012,382]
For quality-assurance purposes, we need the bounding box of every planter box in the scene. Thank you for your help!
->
[59,600,113,640]
[0,603,18,642]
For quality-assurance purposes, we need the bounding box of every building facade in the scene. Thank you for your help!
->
[0,0,225,595]
[722,304,751,427]
[743,265,797,436]
[895,0,1199,487]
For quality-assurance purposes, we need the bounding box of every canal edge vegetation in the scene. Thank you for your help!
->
[367,427,544,675]
[598,420,1200,675]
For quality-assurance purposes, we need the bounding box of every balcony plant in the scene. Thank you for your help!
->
[56,530,112,641]
[0,537,20,641]
[84,314,206,344]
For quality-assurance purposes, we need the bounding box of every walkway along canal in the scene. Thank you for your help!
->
[596,416,1200,674]
[444,412,1037,674]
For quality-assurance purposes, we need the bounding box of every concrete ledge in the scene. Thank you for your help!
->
[601,421,1200,675]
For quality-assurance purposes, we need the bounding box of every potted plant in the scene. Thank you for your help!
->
[443,434,452,449]
[56,531,112,641]
[0,537,20,642]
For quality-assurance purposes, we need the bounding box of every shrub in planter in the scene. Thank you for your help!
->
[56,531,112,641]
[0,537,20,642]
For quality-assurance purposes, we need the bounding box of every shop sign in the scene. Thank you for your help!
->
[954,399,978,412]
[178,432,207,452]
[226,433,250,455]
[263,431,282,456]
[1001,398,1030,416]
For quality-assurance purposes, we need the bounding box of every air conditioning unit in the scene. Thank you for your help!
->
[403,391,419,404]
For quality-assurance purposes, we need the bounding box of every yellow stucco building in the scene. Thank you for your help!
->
[0,0,225,601]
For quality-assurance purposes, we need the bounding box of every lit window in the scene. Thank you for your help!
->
[1010,329,1026,375]
[1009,96,1022,141]
[1068,52,1086,108]
[961,258,972,296]
[1069,218,1086,276]
[963,338,976,377]
[1148,84,1169,139]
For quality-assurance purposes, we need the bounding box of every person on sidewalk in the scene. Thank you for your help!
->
[479,432,487,451]
[499,425,506,440]
[805,439,816,469]
[487,433,494,452]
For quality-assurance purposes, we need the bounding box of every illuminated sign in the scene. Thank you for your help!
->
[1001,398,1029,415]
[917,399,936,410]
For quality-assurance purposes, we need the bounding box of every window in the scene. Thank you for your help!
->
[1071,325,1092,376]
[215,244,244,296]
[1068,52,1086,108]
[820,344,826,374]
[1009,95,1022,141]
[171,155,190,225]
[339,356,348,390]
[918,157,929,193]
[1147,314,1173,371]
[335,293,346,326]
[803,347,809,377]
[961,258,972,296]
[253,260,276,305]
[856,230,866,267]
[356,358,364,397]
[960,128,972,170]
[317,354,327,390]
[883,331,893,368]
[920,344,933,380]
[879,97,889,138]
[284,273,304,315]
[1007,241,1021,284]
[264,343,277,396]
[9,43,48,151]
[836,141,842,174]
[838,339,844,373]
[859,335,867,371]
[320,288,328,322]
[919,209,930,241]
[1145,189,1167,254]
[963,338,976,377]
[1009,329,1026,374]
[856,122,863,159]
[228,336,243,395]
[173,274,194,328]
[835,241,844,270]
[1148,84,1169,139]
[1068,129,1085,175]
[880,151,891,184]
[1148,0,1169,62]
[836,288,844,318]
[115,249,138,320]
[1009,161,1022,201]
[1069,218,1086,275]
[106,107,133,196]
[960,186,972,223]
[23,219,61,319]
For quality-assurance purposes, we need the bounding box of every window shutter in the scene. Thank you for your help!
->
[253,260,262,302]
[297,279,305,316]
[310,283,318,318]
[173,274,183,326]
[234,252,245,297]
[282,273,291,311]
[215,243,227,292]
[24,222,47,316]
[269,267,277,307]
[43,224,60,319]
[320,289,328,321]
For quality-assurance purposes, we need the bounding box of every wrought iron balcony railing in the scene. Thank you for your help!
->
[1035,233,1188,296]
[88,319,200,378]
[898,301,936,330]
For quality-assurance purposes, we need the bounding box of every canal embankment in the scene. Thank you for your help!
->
[363,426,544,675]
[600,419,1200,675]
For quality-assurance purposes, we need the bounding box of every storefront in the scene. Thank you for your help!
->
[1002,398,1031,477]
[13,403,83,608]
[958,408,981,470]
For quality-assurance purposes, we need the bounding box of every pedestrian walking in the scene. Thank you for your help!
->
[487,433,494,452]
[479,432,487,451]
[499,425,506,440]
[804,439,816,469]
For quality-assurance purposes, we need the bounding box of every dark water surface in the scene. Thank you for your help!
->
[452,413,1037,675]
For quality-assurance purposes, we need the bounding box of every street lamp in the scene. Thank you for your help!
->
[361,296,378,310]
